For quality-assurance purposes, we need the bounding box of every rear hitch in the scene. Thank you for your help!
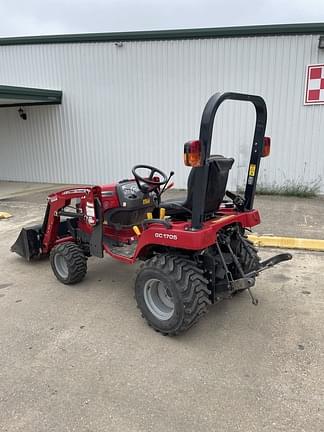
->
[213,230,293,305]
[231,277,258,304]
[246,253,293,278]
[260,252,293,268]
[246,253,292,305]
[231,277,255,291]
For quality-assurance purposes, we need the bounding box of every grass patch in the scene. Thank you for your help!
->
[256,178,321,198]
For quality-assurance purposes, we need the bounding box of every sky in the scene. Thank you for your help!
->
[0,0,323,37]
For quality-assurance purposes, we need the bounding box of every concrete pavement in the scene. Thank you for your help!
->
[254,194,324,240]
[0,186,323,431]
[164,189,324,240]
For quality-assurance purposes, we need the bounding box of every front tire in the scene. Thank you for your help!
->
[135,254,211,335]
[50,242,87,284]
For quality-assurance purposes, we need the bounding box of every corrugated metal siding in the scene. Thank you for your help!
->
[0,35,323,191]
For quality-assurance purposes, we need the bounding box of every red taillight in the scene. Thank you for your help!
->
[184,140,202,167]
[262,136,271,157]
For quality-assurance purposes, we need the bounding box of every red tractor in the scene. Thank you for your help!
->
[11,92,292,335]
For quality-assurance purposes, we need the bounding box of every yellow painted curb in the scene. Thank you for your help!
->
[248,235,324,252]
[0,211,12,219]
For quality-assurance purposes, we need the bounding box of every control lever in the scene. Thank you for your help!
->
[157,171,174,203]
[164,182,174,192]
[226,190,245,211]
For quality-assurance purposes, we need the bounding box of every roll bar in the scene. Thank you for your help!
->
[191,92,267,230]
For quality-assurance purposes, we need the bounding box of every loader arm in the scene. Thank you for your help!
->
[11,186,103,259]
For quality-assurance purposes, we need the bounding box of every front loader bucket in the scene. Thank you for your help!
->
[11,225,43,261]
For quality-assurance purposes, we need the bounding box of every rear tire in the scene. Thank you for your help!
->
[50,242,87,285]
[135,254,211,335]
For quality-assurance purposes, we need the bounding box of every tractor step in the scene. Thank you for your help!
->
[103,236,138,258]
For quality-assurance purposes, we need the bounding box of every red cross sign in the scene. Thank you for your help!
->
[305,64,324,105]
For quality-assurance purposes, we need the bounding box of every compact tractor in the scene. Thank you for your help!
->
[11,92,292,335]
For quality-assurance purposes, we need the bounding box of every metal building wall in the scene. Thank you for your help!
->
[0,35,323,191]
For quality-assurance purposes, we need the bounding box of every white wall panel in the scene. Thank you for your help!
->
[0,35,323,192]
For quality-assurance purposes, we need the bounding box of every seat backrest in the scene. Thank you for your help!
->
[184,155,234,214]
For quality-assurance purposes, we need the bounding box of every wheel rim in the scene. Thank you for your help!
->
[54,254,69,279]
[143,278,174,321]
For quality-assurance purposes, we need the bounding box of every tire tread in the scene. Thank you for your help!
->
[50,242,87,284]
[139,254,211,335]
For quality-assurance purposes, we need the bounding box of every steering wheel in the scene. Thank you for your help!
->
[132,164,168,192]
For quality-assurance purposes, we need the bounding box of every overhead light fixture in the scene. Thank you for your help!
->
[319,36,324,49]
[18,107,27,120]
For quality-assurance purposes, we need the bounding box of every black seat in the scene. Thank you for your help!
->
[162,155,234,218]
